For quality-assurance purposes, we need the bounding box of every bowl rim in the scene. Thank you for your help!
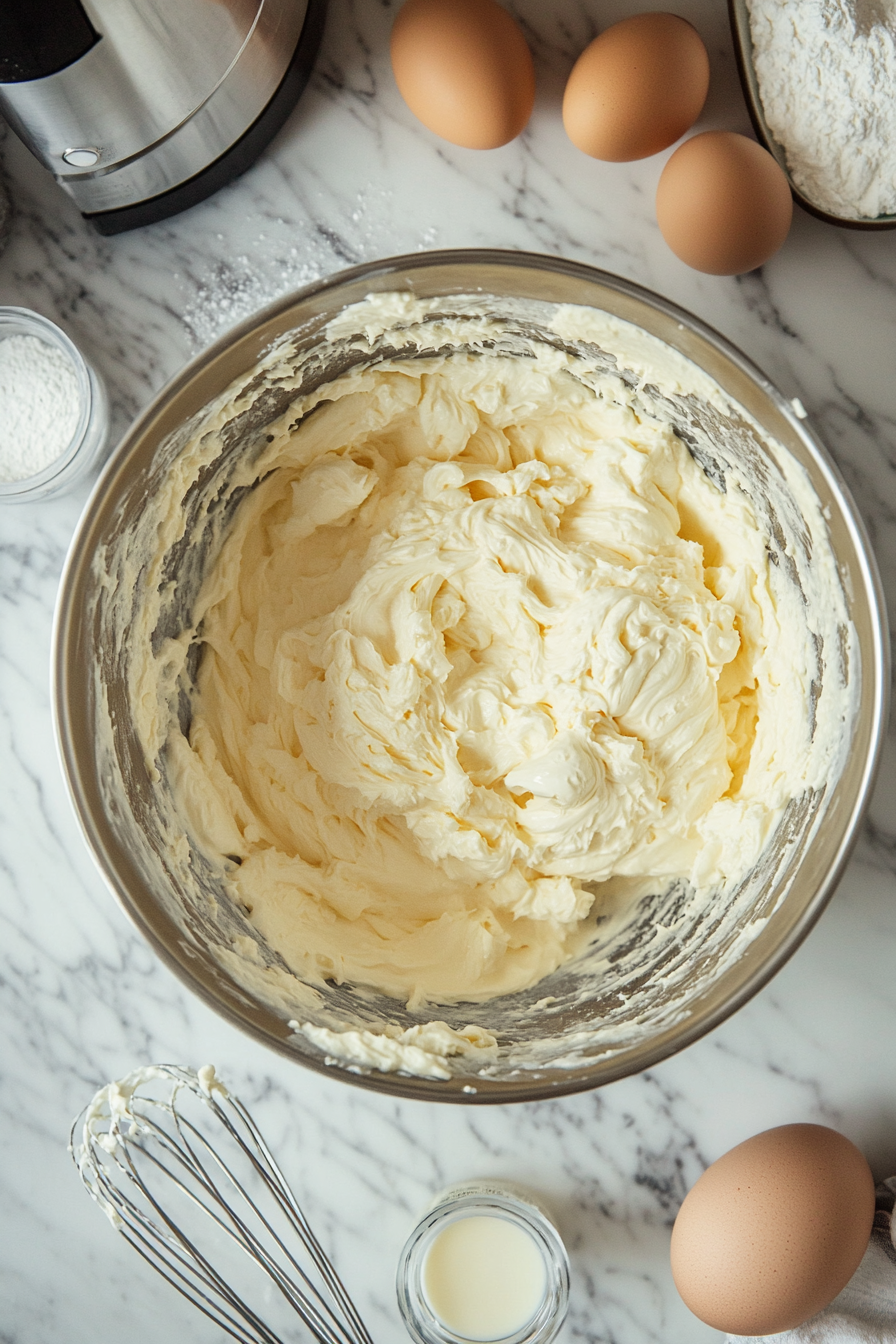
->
[51,247,891,1103]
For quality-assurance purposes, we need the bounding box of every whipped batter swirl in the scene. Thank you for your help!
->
[145,296,830,1010]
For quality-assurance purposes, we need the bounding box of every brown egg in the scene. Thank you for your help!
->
[670,1124,875,1336]
[562,13,709,162]
[390,0,535,150]
[656,130,793,274]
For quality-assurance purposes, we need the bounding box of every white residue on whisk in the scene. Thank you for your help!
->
[0,333,81,482]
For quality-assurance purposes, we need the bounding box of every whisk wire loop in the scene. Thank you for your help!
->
[89,1126,290,1344]
[122,1221,282,1344]
[71,1064,375,1344]
[167,1105,365,1344]
[223,1097,375,1344]
[170,1107,352,1328]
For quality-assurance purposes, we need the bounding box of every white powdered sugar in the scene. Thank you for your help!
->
[748,0,896,219]
[0,333,81,482]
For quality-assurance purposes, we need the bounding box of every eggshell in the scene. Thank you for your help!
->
[390,0,535,150]
[670,1124,875,1336]
[655,130,793,275]
[562,13,709,162]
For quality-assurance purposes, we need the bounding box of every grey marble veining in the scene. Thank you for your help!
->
[1,1,895,1342]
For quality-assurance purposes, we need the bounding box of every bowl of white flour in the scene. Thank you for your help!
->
[732,0,896,227]
[0,307,109,503]
[52,251,888,1101]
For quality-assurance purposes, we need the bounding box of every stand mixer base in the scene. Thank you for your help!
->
[84,0,326,236]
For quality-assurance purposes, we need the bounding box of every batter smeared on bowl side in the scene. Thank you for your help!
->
[125,294,846,1035]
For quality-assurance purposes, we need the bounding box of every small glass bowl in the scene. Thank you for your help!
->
[396,1180,570,1344]
[0,307,109,503]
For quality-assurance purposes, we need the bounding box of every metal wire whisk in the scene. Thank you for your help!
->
[71,1063,376,1344]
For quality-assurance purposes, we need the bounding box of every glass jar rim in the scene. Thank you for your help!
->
[0,306,94,500]
[396,1185,570,1344]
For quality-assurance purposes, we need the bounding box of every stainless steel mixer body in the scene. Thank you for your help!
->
[0,0,325,232]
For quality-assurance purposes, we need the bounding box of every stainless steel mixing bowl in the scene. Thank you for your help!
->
[53,250,888,1103]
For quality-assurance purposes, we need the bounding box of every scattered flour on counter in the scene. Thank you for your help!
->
[747,0,896,219]
[179,187,440,349]
[182,249,326,349]
[0,333,81,481]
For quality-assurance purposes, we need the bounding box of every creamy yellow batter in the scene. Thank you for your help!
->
[162,313,802,1010]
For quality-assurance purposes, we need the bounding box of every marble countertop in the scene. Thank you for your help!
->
[2,2,895,1341]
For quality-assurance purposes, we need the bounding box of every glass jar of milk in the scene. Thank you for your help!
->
[396,1179,570,1344]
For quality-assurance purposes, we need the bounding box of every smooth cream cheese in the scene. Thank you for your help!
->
[107,291,854,1078]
